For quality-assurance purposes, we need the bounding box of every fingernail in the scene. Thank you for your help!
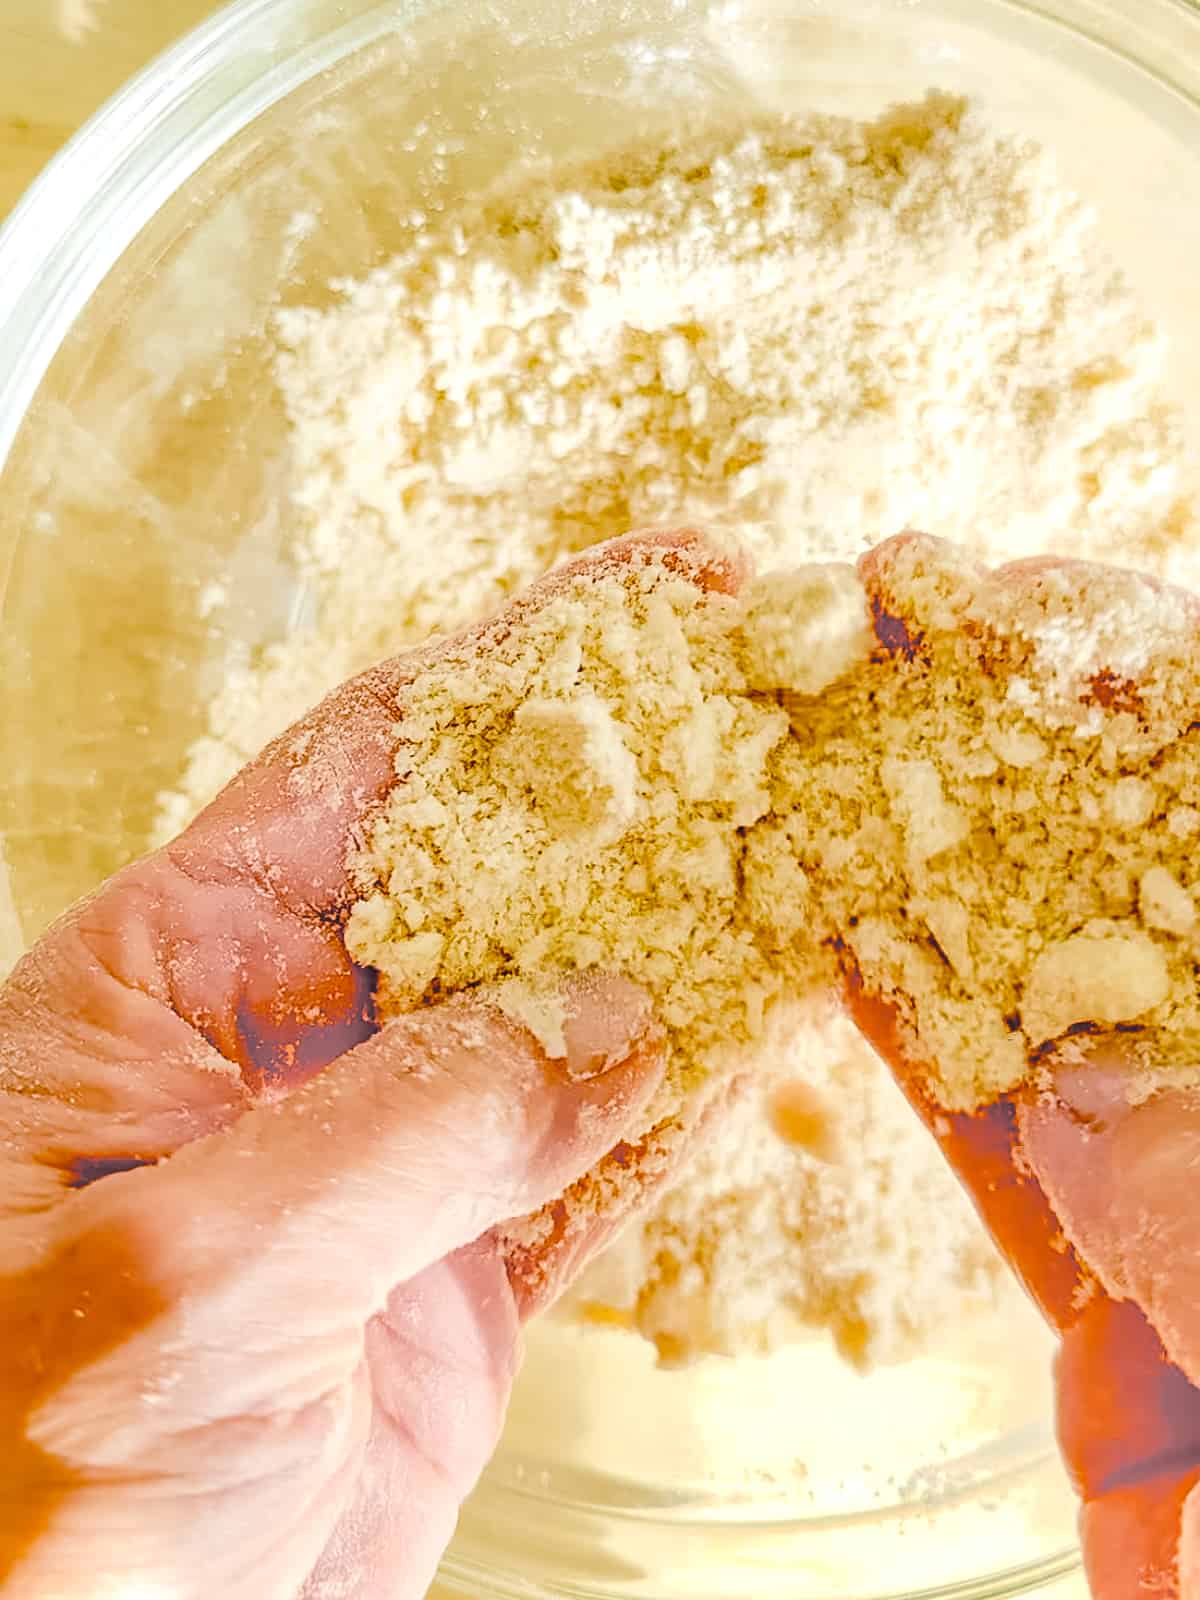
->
[560,973,656,1082]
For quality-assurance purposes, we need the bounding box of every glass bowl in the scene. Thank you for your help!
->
[2,1,1199,1596]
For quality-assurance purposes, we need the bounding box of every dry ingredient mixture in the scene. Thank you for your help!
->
[782,534,1200,1112]
[345,531,1200,1311]
[346,548,864,1094]
[156,91,1199,1367]
[345,545,869,1288]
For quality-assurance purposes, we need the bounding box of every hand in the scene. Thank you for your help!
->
[0,531,736,1600]
[851,994,1200,1598]
[838,540,1200,1598]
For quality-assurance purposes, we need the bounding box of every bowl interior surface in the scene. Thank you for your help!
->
[2,1,1199,1596]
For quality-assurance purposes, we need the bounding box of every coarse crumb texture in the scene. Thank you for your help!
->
[156,92,1198,840]
[562,1004,1004,1369]
[156,90,1199,1365]
[346,547,868,1121]
[769,534,1200,1112]
[348,530,1200,1335]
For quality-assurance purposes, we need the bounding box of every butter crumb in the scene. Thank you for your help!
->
[1106,776,1155,829]
[504,694,640,839]
[360,929,445,1007]
[768,1079,841,1162]
[493,979,570,1059]
[881,757,970,866]
[1021,926,1170,1044]
[1139,866,1197,937]
[740,565,872,695]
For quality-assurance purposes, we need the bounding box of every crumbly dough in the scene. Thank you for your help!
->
[772,534,1200,1110]
[158,89,1199,1366]
[346,545,867,1116]
[348,531,1200,1283]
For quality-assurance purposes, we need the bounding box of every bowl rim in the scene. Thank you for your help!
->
[0,0,398,477]
[2,1,1200,1596]
[2,0,1199,482]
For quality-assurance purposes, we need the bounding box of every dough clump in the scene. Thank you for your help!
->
[349,529,1200,1198]
[778,533,1200,1109]
[347,541,870,1133]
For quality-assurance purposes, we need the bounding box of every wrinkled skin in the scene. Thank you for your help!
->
[5,522,1195,1599]
[0,532,739,1600]
[848,548,1200,1600]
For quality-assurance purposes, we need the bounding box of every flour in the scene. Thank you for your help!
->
[156,91,1198,1365]
[564,1005,1004,1368]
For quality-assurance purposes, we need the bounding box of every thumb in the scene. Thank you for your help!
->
[1019,1050,1200,1384]
[47,972,665,1381]
[1018,1053,1200,1600]
[8,978,662,1600]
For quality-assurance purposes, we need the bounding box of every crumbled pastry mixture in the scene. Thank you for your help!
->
[346,549,869,1116]
[348,531,1200,1250]
[158,90,1200,1365]
[559,1004,1007,1369]
[776,534,1200,1112]
[156,92,1194,842]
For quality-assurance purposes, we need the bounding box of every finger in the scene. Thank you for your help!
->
[1020,1057,1200,1384]
[991,552,1200,623]
[1018,1061,1200,1597]
[1052,1221,1200,1600]
[846,985,1200,1595]
[302,1239,519,1600]
[1057,1295,1200,1504]
[48,977,665,1350]
[847,983,1087,1329]
[1079,1471,1200,1600]
[501,1070,744,1320]
[7,980,663,1595]
[0,859,370,1217]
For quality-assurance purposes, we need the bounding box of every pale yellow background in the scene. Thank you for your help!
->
[0,1,233,219]
[0,6,1089,1598]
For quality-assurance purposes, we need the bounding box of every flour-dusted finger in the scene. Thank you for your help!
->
[1021,1058,1200,1386]
[0,977,663,1600]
